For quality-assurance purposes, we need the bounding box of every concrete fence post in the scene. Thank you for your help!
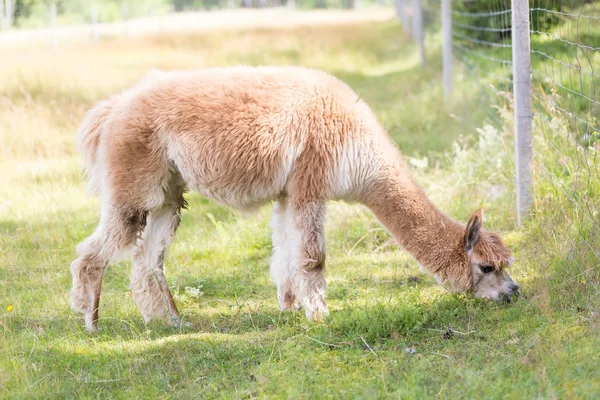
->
[50,1,57,48]
[441,0,452,101]
[4,0,11,29]
[412,0,425,66]
[0,0,4,31]
[91,4,99,42]
[511,0,533,226]
[395,0,409,33]
[121,1,129,37]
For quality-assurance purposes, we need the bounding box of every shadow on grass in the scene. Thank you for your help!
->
[4,284,530,345]
[19,330,271,397]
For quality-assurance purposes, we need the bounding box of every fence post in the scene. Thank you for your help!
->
[441,0,452,101]
[4,0,11,29]
[395,0,409,33]
[412,0,425,66]
[121,1,129,37]
[91,4,99,42]
[511,0,533,226]
[50,1,57,48]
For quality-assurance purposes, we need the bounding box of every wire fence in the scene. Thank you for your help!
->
[406,0,600,302]
[529,0,600,300]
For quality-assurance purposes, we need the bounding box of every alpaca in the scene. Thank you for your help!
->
[70,66,519,332]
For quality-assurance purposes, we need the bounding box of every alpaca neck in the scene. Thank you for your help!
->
[364,164,471,290]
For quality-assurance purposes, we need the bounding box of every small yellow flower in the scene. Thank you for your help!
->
[6,305,12,312]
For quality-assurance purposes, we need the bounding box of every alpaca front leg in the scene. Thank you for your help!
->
[289,200,329,321]
[294,265,328,321]
[270,199,301,311]
[272,251,301,311]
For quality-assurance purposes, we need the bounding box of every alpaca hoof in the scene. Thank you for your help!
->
[279,291,302,311]
[85,313,100,333]
[70,292,90,315]
[304,300,329,322]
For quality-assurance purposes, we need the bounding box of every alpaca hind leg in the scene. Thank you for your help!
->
[270,198,301,311]
[288,200,328,321]
[130,197,184,326]
[70,204,147,332]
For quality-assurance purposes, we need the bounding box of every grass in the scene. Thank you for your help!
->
[1,10,599,399]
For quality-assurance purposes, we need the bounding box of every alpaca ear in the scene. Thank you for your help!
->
[464,208,484,253]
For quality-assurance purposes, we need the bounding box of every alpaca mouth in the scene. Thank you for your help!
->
[499,290,520,303]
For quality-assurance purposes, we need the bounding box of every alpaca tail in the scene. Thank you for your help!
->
[76,97,118,196]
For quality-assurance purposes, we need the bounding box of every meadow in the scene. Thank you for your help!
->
[1,9,599,399]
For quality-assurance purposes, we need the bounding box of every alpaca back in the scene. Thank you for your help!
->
[79,66,389,209]
[145,67,385,207]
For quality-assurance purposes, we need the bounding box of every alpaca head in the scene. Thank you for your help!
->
[463,209,519,301]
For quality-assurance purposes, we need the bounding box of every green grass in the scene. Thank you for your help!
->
[1,13,599,399]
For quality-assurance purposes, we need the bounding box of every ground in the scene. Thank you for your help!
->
[1,9,599,399]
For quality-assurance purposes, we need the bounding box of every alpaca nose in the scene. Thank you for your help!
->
[508,282,520,293]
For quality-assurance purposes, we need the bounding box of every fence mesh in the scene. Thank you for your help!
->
[451,0,513,126]
[529,0,600,302]
[420,0,600,306]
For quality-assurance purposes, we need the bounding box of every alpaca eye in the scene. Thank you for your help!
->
[480,265,494,274]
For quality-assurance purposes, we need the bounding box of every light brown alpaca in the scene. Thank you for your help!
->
[70,66,519,332]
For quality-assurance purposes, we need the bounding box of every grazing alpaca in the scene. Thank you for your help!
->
[71,66,519,332]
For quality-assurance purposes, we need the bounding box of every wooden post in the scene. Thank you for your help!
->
[50,1,57,47]
[121,1,129,37]
[511,0,533,225]
[0,0,4,31]
[91,4,99,42]
[396,0,409,33]
[442,0,452,101]
[412,0,425,66]
[4,0,11,29]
